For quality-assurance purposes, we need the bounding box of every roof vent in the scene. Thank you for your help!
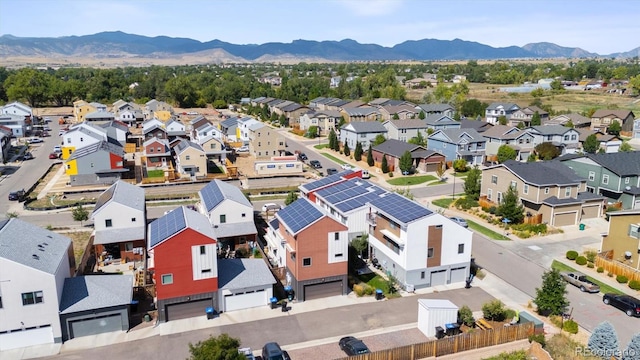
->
[43,242,49,246]
[47,235,53,239]
[32,254,40,260]
[625,186,632,191]
[38,244,44,249]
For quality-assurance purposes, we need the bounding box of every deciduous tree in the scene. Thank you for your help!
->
[607,121,621,136]
[533,268,569,316]
[583,134,599,153]
[497,145,517,163]
[496,185,524,224]
[372,134,387,146]
[5,68,51,107]
[284,191,298,206]
[619,141,633,152]
[463,166,482,200]
[187,333,245,360]
[72,204,89,227]
[534,142,561,160]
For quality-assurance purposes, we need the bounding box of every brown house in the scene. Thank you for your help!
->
[274,198,349,301]
[590,109,635,133]
[481,160,605,227]
[372,139,445,173]
[600,209,640,270]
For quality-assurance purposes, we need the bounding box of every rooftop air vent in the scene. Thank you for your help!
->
[32,254,40,260]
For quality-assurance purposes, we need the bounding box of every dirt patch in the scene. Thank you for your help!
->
[55,230,92,268]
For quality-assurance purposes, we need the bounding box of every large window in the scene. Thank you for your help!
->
[161,274,173,285]
[22,291,44,305]
[427,248,434,258]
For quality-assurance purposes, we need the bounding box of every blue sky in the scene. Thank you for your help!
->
[1,0,638,54]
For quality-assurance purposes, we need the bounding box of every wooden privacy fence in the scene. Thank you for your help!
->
[596,254,640,282]
[336,322,534,360]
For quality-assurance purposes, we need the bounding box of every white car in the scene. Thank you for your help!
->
[187,111,199,115]
[341,164,354,170]
[27,137,44,144]
[261,203,281,212]
[235,146,249,153]
[53,145,62,154]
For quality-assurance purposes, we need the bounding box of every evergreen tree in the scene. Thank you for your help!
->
[354,142,363,161]
[333,131,341,151]
[583,134,599,153]
[381,155,389,173]
[496,185,524,224]
[531,111,541,126]
[284,191,298,205]
[533,268,569,316]
[607,121,621,136]
[399,151,413,174]
[463,165,482,200]
[343,143,351,156]
[328,129,337,150]
[418,110,426,120]
[622,333,640,360]
[366,145,374,166]
[588,321,620,360]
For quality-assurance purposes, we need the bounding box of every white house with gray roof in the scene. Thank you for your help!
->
[415,103,455,118]
[0,219,74,350]
[525,125,580,154]
[382,119,429,142]
[217,259,276,312]
[1,101,33,118]
[485,102,520,124]
[0,113,27,137]
[339,121,387,150]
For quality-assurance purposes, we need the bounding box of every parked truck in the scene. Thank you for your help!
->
[560,272,600,293]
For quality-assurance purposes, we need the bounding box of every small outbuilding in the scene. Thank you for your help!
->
[417,299,459,338]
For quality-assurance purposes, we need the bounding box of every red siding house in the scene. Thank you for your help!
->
[148,206,218,322]
[143,137,172,169]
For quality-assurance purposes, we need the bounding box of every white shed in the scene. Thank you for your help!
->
[417,299,459,337]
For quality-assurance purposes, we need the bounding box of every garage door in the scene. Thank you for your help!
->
[166,299,213,321]
[304,281,343,301]
[0,326,53,351]
[430,270,447,287]
[224,289,267,312]
[70,314,123,339]
[635,200,640,210]
[450,267,467,284]
[581,205,600,219]
[554,212,577,227]
[424,163,439,172]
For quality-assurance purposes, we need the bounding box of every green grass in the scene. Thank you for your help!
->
[147,169,164,178]
[357,273,401,298]
[467,220,511,240]
[551,260,624,295]
[453,171,469,177]
[432,197,455,208]
[320,152,347,165]
[387,175,437,186]
[314,144,330,149]
[427,180,447,186]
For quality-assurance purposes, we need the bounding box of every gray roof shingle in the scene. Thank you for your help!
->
[93,180,145,215]
[59,275,133,314]
[199,180,252,213]
[341,121,387,134]
[501,160,582,186]
[217,259,276,290]
[585,151,640,177]
[373,139,424,158]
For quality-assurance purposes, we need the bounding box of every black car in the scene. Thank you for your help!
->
[339,336,370,356]
[326,168,338,175]
[309,160,322,168]
[262,342,286,360]
[23,152,34,160]
[8,189,26,201]
[603,293,640,317]
[298,153,308,161]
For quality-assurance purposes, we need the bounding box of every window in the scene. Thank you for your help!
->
[185,155,190,160]
[66,138,71,144]
[427,248,434,258]
[491,175,498,184]
[510,181,517,189]
[625,177,630,184]
[564,187,571,197]
[125,242,133,251]
[0,296,2,309]
[523,184,529,194]
[242,213,246,218]
[564,135,570,141]
[334,232,340,240]
[588,171,595,181]
[497,191,502,203]
[161,274,173,285]
[303,257,312,267]
[629,224,640,239]
[210,143,216,149]
[105,219,112,227]
[571,135,577,140]
[200,245,206,255]
[603,174,609,185]
[544,187,549,194]
[458,244,465,254]
[131,217,136,222]
[335,253,343,257]
[420,271,425,279]
[219,214,226,223]
[487,189,492,200]
[22,291,43,305]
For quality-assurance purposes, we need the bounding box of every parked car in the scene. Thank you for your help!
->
[44,117,51,122]
[41,131,50,137]
[449,216,468,228]
[58,129,66,136]
[309,160,322,168]
[187,111,199,115]
[235,146,249,153]
[603,293,640,317]
[341,163,354,170]
[23,152,34,160]
[297,152,308,161]
[49,152,61,159]
[262,342,285,360]
[339,336,370,356]
[8,189,26,201]
[53,145,62,154]
[326,168,338,175]
[238,347,255,360]
[560,272,600,293]
[43,126,51,131]
[27,137,43,144]
[262,203,282,213]
[360,169,370,179]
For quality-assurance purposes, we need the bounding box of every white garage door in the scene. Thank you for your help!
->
[450,267,467,284]
[635,200,640,210]
[0,326,53,351]
[430,270,447,287]
[224,289,267,312]
[554,212,577,227]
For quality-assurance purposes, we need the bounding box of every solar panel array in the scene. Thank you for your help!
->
[301,170,353,192]
[277,199,323,234]
[200,181,225,212]
[315,179,390,214]
[149,207,187,247]
[336,191,385,213]
[369,193,432,224]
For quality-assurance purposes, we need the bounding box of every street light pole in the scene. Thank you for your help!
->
[452,169,456,199]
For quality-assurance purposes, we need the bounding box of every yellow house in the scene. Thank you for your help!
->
[154,111,172,122]
[601,209,640,270]
[74,100,99,123]
[65,158,78,176]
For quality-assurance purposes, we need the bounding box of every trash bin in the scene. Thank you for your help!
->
[143,313,151,322]
[375,289,384,300]
[579,223,585,231]
[284,285,294,301]
[445,323,460,336]
[130,300,139,312]
[270,297,278,309]
[435,326,445,339]
[206,307,214,320]
[281,301,288,312]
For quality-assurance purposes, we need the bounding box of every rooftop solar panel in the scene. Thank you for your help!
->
[149,207,187,247]
[200,181,225,212]
[335,192,384,213]
[369,193,432,224]
[276,198,324,234]
[301,170,353,192]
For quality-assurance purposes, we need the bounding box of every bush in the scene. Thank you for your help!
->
[587,263,594,268]
[575,256,587,265]
[607,272,614,277]
[528,333,546,348]
[353,284,365,297]
[584,250,597,263]
[488,206,497,214]
[482,300,507,322]
[458,305,475,327]
[616,275,629,284]
[563,319,579,334]
[628,280,640,290]
[364,286,374,296]
[566,250,579,260]
[597,267,604,273]
[234,247,250,258]
[388,172,394,178]
[455,196,479,210]
[505,308,517,321]
[549,315,563,329]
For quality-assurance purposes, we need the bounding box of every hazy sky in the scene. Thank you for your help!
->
[1,0,638,54]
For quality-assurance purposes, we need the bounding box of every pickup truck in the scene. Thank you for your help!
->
[560,272,600,293]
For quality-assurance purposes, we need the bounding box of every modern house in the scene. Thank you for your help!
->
[339,121,388,150]
[600,209,640,270]
[174,139,207,178]
[91,180,146,263]
[144,99,173,120]
[220,117,239,142]
[299,110,341,135]
[427,128,486,165]
[590,110,636,133]
[0,126,12,163]
[367,193,473,290]
[633,118,640,140]
[165,119,186,139]
[481,160,605,226]
[0,113,27,137]
[216,258,276,312]
[248,123,286,159]
[73,100,103,123]
[147,206,218,322]
[382,119,429,142]
[423,114,461,131]
[372,139,445,173]
[1,101,33,118]
[0,219,74,350]
[508,106,549,127]
[61,122,113,160]
[340,107,381,123]
[482,125,535,162]
[485,102,520,124]
[143,137,172,169]
[65,141,126,186]
[559,152,640,209]
[298,169,363,202]
[84,110,116,123]
[415,103,455,118]
[197,180,258,250]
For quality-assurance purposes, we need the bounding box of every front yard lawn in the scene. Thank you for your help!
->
[467,220,511,241]
[432,197,455,208]
[320,152,347,165]
[355,273,401,298]
[387,175,437,186]
[147,169,164,178]
[314,144,330,149]
[551,260,624,295]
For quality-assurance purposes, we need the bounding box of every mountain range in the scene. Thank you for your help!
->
[1,31,639,62]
